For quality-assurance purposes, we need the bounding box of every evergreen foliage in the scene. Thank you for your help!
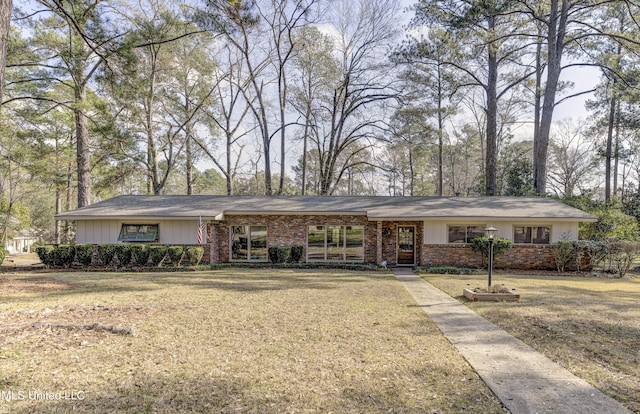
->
[130,244,150,266]
[185,246,204,266]
[74,244,94,267]
[167,246,184,266]
[269,247,291,263]
[148,246,168,267]
[470,237,512,268]
[114,244,133,267]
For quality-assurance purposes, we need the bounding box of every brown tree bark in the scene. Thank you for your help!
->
[0,0,12,102]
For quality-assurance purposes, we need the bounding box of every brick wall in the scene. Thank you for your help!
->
[205,216,557,270]
[207,215,377,263]
[420,244,556,270]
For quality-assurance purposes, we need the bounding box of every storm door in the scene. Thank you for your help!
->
[397,226,415,266]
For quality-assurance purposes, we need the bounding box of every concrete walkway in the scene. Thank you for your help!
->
[393,268,633,414]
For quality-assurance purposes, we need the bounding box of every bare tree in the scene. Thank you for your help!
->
[290,25,336,195]
[313,0,400,195]
[547,120,598,198]
[200,0,318,195]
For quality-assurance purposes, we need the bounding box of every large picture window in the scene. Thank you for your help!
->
[307,225,364,262]
[514,226,550,244]
[231,225,268,261]
[448,225,484,243]
[118,224,159,242]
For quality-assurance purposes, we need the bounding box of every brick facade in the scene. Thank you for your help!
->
[207,215,378,264]
[205,216,557,270]
[420,243,556,270]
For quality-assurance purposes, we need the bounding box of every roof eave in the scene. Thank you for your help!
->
[368,216,598,222]
[55,215,217,221]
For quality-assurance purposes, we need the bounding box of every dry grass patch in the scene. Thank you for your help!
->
[0,269,504,413]
[421,272,640,413]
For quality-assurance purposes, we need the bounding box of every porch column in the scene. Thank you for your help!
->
[209,222,219,264]
[376,221,383,265]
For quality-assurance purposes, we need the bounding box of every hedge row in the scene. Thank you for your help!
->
[35,244,204,268]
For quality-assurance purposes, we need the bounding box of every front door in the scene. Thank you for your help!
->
[397,226,415,266]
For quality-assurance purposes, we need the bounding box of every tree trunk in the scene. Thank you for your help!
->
[485,16,498,196]
[533,25,543,158]
[186,130,193,195]
[437,64,444,196]
[226,131,233,195]
[301,117,309,195]
[534,0,568,195]
[605,87,616,202]
[0,0,12,102]
[75,82,91,207]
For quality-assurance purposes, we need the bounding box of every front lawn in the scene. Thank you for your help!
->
[421,272,640,413]
[0,269,503,413]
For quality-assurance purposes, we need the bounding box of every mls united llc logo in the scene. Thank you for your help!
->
[1,390,85,401]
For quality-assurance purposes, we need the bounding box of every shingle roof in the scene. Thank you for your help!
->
[55,195,597,222]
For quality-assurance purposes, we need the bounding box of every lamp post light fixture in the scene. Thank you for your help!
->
[485,226,497,289]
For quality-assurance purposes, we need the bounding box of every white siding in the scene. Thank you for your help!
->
[76,220,202,245]
[423,220,579,244]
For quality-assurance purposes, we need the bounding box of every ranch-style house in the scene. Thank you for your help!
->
[55,195,597,269]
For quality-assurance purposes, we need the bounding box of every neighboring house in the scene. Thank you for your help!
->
[4,229,38,254]
[55,195,597,270]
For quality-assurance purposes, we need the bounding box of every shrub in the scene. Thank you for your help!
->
[552,240,575,272]
[606,241,640,277]
[470,237,512,268]
[289,245,304,263]
[130,244,150,266]
[576,240,608,271]
[54,245,75,267]
[167,246,184,266]
[148,245,168,267]
[268,246,290,263]
[0,246,4,265]
[97,245,117,266]
[74,244,94,267]
[35,246,55,266]
[185,246,204,266]
[114,245,133,267]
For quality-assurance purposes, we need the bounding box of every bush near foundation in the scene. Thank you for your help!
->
[185,246,204,265]
[97,245,116,266]
[114,245,133,267]
[35,246,55,266]
[74,244,94,267]
[130,244,150,266]
[269,247,291,263]
[289,245,304,263]
[167,246,184,266]
[148,246,168,267]
[470,237,512,268]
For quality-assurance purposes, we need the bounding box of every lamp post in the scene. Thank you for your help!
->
[485,226,497,289]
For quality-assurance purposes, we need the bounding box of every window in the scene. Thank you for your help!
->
[307,225,364,262]
[513,226,550,244]
[118,224,159,242]
[448,225,484,243]
[231,225,268,261]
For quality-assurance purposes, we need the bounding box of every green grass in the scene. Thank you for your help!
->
[0,269,503,413]
[420,271,640,413]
